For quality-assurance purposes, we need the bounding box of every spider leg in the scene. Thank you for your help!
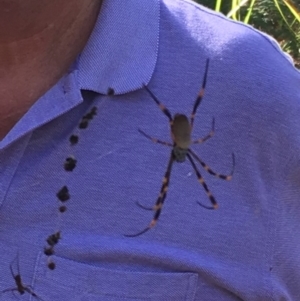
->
[192,117,215,144]
[9,263,15,280]
[25,287,45,301]
[143,84,173,125]
[126,188,169,237]
[26,284,33,290]
[190,58,210,130]
[135,153,173,211]
[135,201,153,211]
[186,153,217,209]
[189,149,235,180]
[8,251,20,281]
[138,129,173,147]
[1,287,17,294]
[9,254,24,294]
[124,226,152,237]
[125,153,174,237]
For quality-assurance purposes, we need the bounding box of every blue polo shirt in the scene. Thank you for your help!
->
[1,0,300,300]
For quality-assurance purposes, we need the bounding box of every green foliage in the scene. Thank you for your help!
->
[194,0,300,67]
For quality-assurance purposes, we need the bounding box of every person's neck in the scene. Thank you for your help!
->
[0,0,102,140]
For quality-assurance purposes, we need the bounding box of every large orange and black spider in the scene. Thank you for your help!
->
[125,59,235,237]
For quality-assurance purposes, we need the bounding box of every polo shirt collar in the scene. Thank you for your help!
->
[77,0,160,95]
[0,0,159,149]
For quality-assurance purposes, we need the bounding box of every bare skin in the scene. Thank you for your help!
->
[0,0,103,140]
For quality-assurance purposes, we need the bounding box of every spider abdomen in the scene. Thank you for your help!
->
[171,114,191,149]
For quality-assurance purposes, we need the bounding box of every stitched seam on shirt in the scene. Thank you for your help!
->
[0,133,32,208]
[269,193,279,301]
[264,150,279,301]
[185,274,197,301]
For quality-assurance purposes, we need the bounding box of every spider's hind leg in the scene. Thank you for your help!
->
[125,153,174,237]
[186,153,218,210]
[189,149,235,180]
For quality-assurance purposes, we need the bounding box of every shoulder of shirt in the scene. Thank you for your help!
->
[161,0,298,74]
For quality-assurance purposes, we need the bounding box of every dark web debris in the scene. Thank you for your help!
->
[59,205,67,213]
[46,231,61,246]
[56,186,70,202]
[79,119,89,129]
[48,262,56,270]
[44,231,61,270]
[64,156,77,171]
[69,134,79,145]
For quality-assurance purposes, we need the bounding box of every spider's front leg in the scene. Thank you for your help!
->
[192,117,215,144]
[190,58,210,130]
[138,129,173,147]
[186,153,218,209]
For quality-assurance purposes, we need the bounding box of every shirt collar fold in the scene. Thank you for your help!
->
[77,0,160,95]
[0,0,160,148]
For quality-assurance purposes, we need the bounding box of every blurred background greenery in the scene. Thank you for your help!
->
[193,0,300,68]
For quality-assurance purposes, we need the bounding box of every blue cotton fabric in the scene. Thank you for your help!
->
[0,0,300,300]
